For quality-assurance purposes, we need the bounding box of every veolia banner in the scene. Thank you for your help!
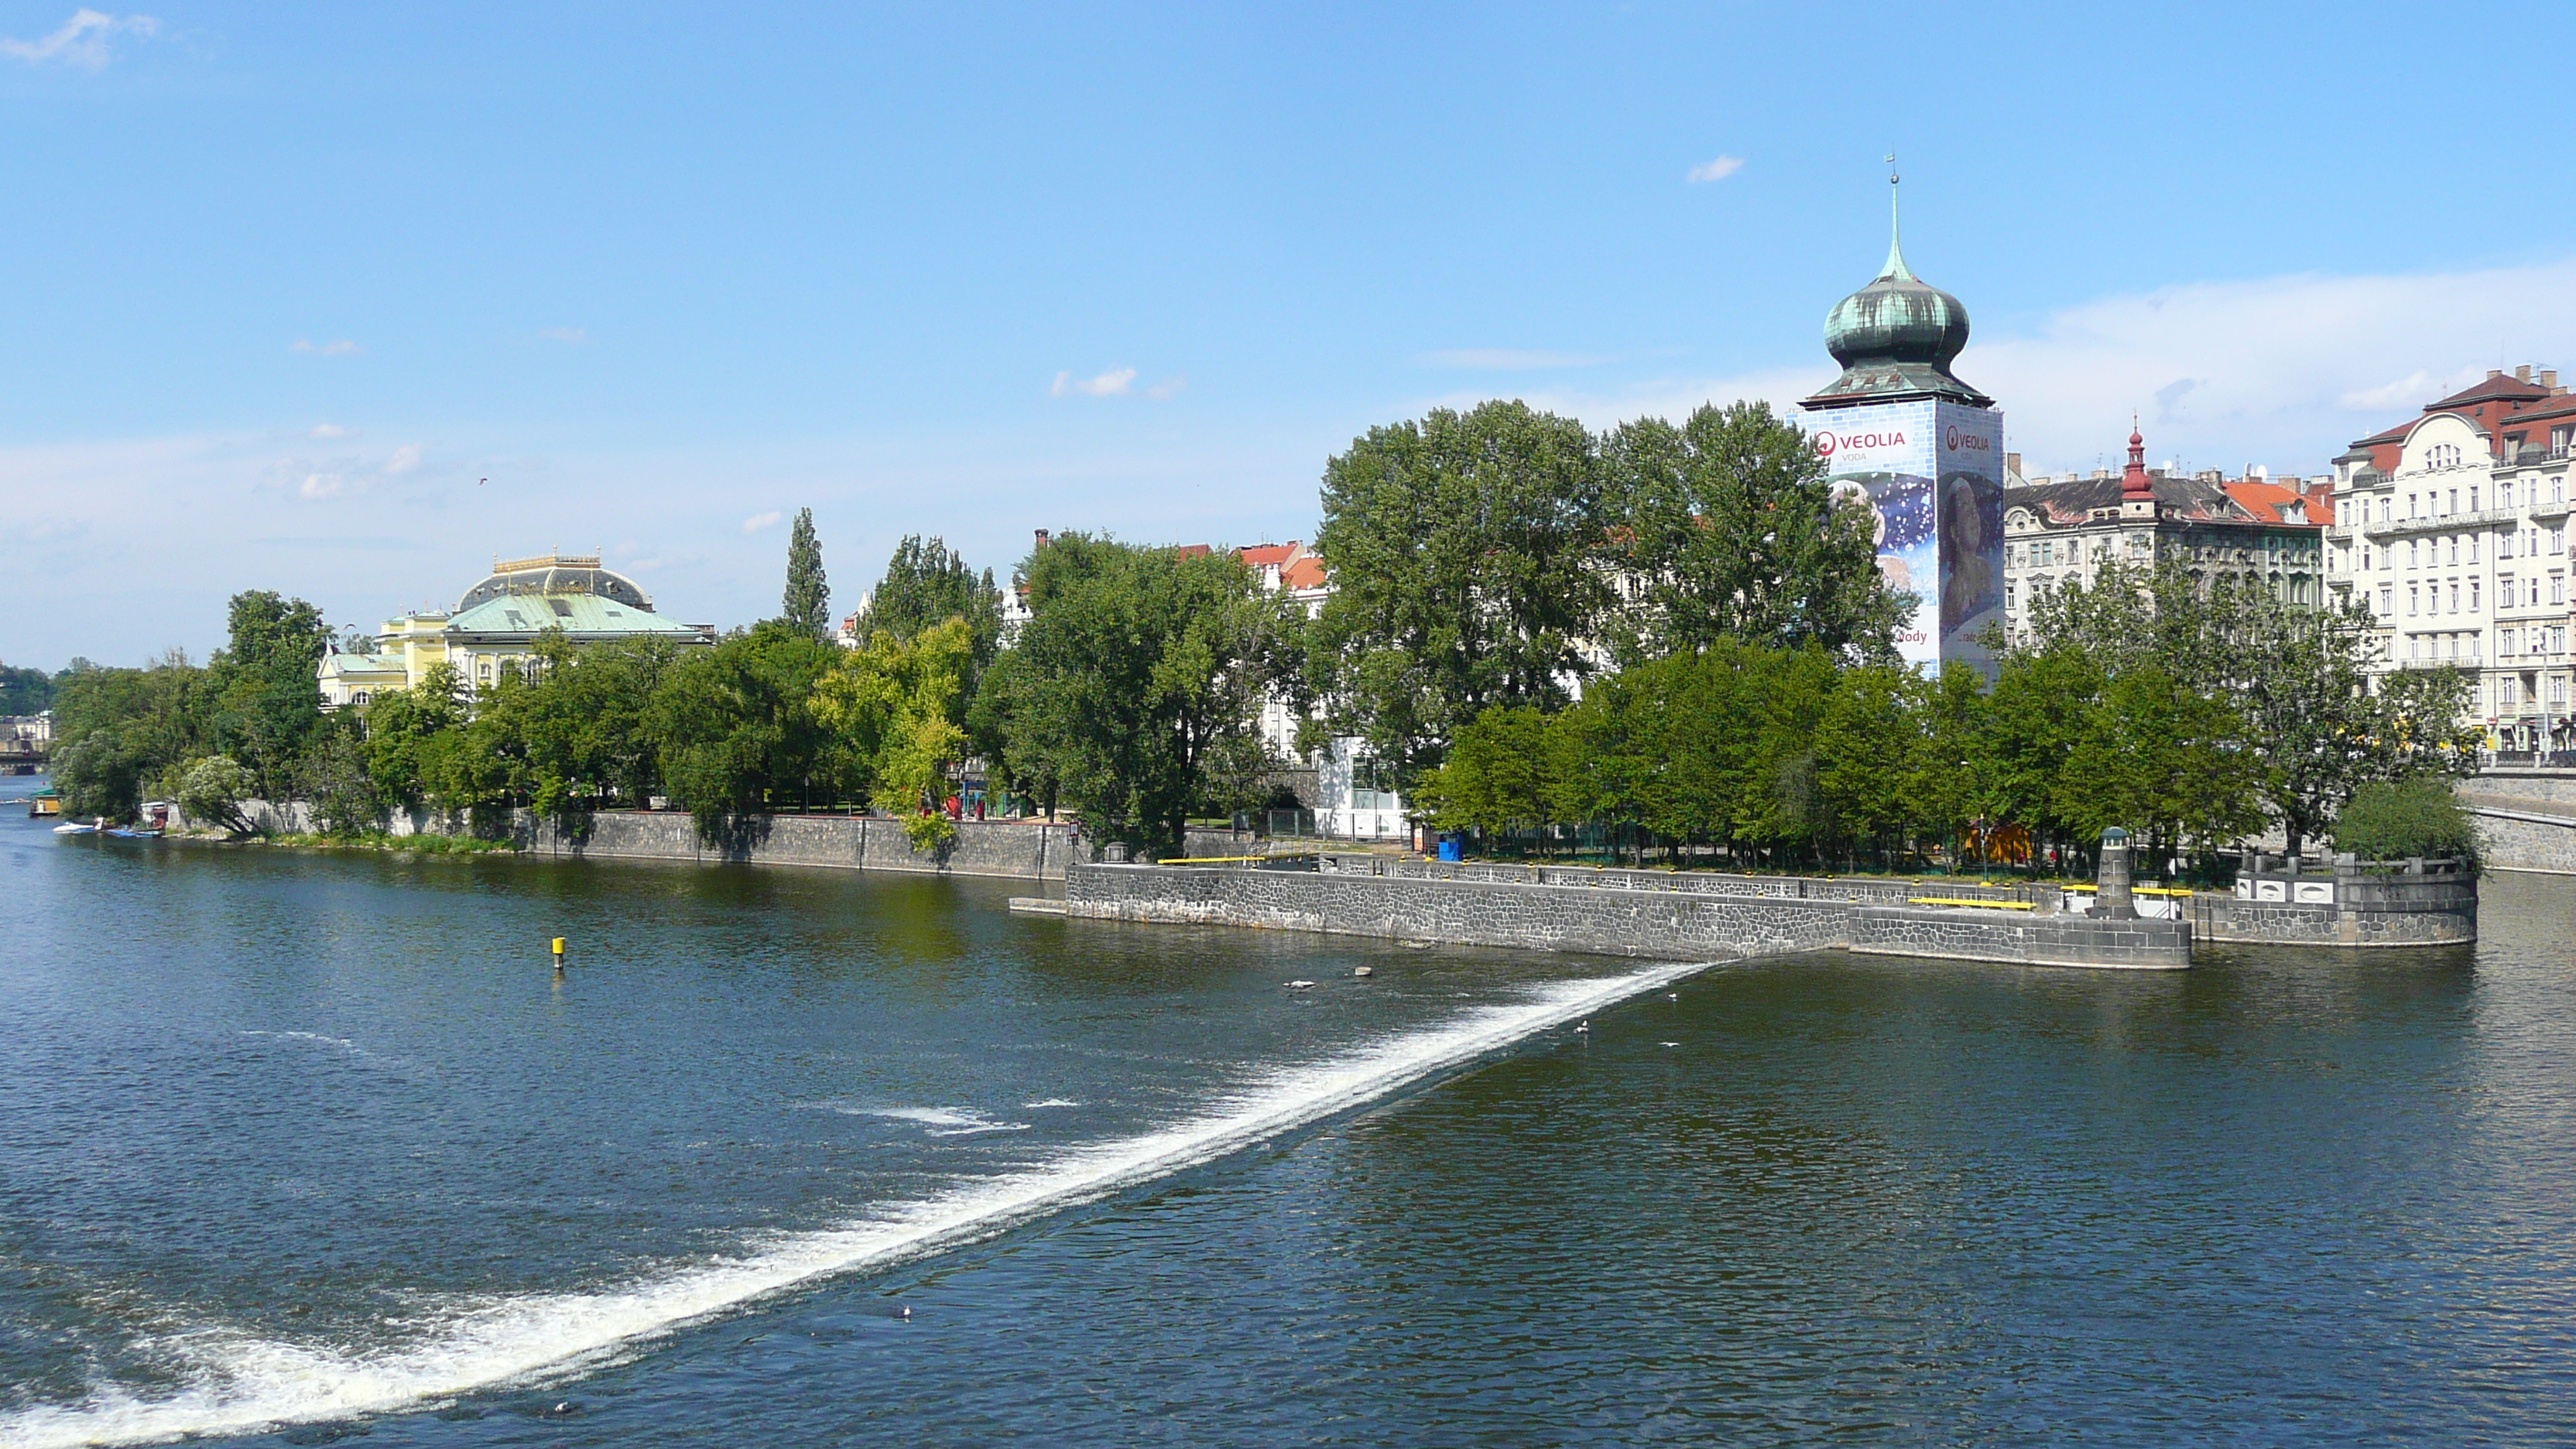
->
[1800,399,2004,678]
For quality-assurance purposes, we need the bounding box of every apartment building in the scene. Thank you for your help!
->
[2325,367,2576,753]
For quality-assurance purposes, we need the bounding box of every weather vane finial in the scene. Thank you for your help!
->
[1879,151,1910,281]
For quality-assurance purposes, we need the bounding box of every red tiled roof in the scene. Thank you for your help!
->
[2427,372,2550,410]
[2221,479,2330,526]
[1236,542,1302,566]
[1280,557,1329,591]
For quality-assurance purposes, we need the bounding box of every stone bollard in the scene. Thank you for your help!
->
[2098,826,2138,920]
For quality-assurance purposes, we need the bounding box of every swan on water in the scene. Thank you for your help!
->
[1283,980,1316,990]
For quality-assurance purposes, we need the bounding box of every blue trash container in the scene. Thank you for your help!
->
[1437,832,1464,863]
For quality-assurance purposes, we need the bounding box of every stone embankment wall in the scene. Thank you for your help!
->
[1314,853,2055,906]
[2193,855,2477,947]
[2460,770,2576,875]
[173,801,1109,882]
[1062,860,1853,961]
[1062,863,2193,968]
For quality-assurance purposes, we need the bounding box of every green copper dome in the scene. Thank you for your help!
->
[1804,199,1992,410]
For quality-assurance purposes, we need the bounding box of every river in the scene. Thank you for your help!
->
[3,772,2571,1445]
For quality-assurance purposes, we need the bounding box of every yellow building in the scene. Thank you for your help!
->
[320,553,712,708]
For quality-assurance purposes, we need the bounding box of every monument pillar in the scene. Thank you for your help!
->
[2097,826,2137,920]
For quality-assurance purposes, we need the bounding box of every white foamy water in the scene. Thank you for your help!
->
[0,957,1727,1449]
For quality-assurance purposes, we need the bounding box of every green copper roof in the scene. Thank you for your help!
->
[1805,184,1991,410]
[444,591,703,639]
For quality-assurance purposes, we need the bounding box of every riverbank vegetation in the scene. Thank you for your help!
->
[42,398,2477,869]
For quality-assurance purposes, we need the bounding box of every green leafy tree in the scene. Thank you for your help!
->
[296,723,382,836]
[0,662,60,714]
[516,632,683,824]
[49,653,209,819]
[362,663,468,812]
[2051,664,2263,872]
[782,507,831,639]
[2331,778,2482,872]
[1812,663,1923,868]
[1309,400,1615,786]
[1608,401,1912,663]
[206,591,336,800]
[975,533,1287,856]
[857,536,1004,670]
[2019,561,2478,855]
[816,615,974,849]
[1412,705,1571,848]
[173,754,257,835]
[651,622,848,843]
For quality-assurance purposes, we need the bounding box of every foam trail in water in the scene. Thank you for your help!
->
[0,956,1727,1449]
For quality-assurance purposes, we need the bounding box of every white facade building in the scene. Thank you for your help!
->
[2324,368,2576,753]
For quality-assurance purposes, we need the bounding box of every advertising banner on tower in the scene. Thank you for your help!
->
[1800,399,2005,678]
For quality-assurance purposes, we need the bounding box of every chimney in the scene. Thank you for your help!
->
[1034,528,1051,548]
[2516,365,2533,382]
[2489,369,2505,379]
[2544,369,2561,389]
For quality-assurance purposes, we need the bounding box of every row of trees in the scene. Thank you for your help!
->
[45,394,2472,867]
[1419,564,2477,874]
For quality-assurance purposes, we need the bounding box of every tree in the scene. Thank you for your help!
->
[516,632,683,824]
[0,662,60,715]
[2019,561,2478,855]
[1812,663,1923,868]
[363,663,468,812]
[206,591,336,801]
[2051,664,2263,873]
[48,653,209,820]
[857,536,1004,670]
[1608,401,1912,663]
[651,622,848,842]
[1413,705,1571,847]
[1309,400,1615,787]
[977,534,1287,856]
[816,616,974,849]
[296,724,382,836]
[2331,779,2482,872]
[173,754,257,835]
[782,507,831,639]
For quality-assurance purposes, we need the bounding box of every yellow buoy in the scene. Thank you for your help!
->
[551,937,566,962]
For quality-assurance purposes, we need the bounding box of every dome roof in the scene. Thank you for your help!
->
[1804,203,1992,410]
[457,553,653,613]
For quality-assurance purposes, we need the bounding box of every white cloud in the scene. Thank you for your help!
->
[383,444,422,475]
[539,327,590,344]
[1420,348,1612,371]
[308,423,354,439]
[1687,155,1745,184]
[1050,367,1136,398]
[1,9,156,69]
[742,510,783,533]
[299,472,342,499]
[1146,375,1187,400]
[2337,366,2485,413]
[290,339,361,356]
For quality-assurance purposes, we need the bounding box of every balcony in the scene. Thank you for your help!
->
[2362,504,2530,539]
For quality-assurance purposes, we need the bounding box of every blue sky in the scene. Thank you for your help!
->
[5,2,2574,669]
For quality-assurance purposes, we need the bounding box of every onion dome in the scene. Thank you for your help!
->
[1803,186,1992,410]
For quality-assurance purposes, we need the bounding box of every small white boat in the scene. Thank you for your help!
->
[53,821,100,835]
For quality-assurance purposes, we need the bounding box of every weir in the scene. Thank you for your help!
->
[0,957,1726,1449]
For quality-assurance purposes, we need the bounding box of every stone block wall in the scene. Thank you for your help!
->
[1064,862,1853,961]
[1849,906,2192,970]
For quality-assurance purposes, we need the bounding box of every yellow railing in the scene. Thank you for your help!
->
[1908,897,2037,910]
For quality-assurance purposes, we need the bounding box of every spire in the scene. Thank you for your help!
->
[1880,153,1914,282]
[2122,415,2155,499]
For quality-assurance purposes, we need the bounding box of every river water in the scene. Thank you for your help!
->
[2,773,2572,1446]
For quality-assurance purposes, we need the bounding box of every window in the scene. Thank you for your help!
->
[2470,485,2481,512]
[2555,574,2568,607]
[2448,581,2459,613]
[2554,426,2571,458]
[2379,586,2393,615]
[2448,488,2458,514]
[2469,534,2479,564]
[2380,497,2392,522]
[2409,539,2420,569]
[2503,676,2519,707]
[2472,579,2482,611]
[2447,536,2458,565]
[2503,627,2519,655]
[2468,634,2480,663]
[2408,586,2419,616]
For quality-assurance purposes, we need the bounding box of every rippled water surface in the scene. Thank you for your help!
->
[3,775,2571,1445]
